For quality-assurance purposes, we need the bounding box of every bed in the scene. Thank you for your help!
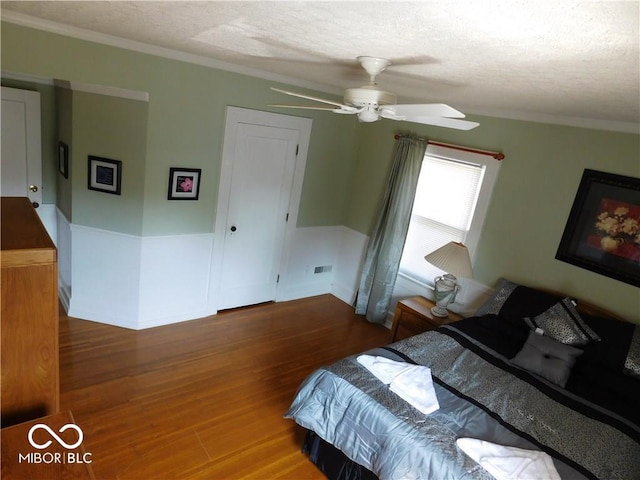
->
[284,279,640,480]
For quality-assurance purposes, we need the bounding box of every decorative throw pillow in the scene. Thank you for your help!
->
[580,313,639,379]
[511,331,583,387]
[474,278,562,319]
[524,298,601,346]
[624,326,640,379]
[474,278,520,316]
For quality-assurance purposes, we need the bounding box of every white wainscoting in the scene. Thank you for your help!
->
[65,224,216,330]
[332,227,369,305]
[67,224,143,329]
[36,204,57,246]
[59,221,369,329]
[55,208,72,310]
[138,233,215,329]
[277,225,369,306]
[58,221,493,330]
[278,225,342,302]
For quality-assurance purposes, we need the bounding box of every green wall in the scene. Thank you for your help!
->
[349,117,640,321]
[2,20,638,321]
[55,86,72,219]
[1,21,358,236]
[72,91,148,235]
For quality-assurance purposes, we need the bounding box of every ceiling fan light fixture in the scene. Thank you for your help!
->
[357,106,380,123]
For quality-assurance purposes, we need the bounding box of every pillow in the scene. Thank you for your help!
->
[511,331,583,387]
[524,297,601,346]
[624,326,640,379]
[474,278,562,319]
[580,313,639,379]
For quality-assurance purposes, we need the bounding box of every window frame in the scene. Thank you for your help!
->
[398,143,501,286]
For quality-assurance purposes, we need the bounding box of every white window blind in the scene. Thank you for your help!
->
[399,154,485,285]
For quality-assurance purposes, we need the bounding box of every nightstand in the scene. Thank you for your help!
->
[390,296,464,342]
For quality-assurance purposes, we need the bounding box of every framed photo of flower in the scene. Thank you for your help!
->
[168,167,201,200]
[556,169,640,287]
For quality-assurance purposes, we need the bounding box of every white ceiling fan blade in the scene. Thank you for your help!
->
[391,103,466,119]
[271,87,348,109]
[270,104,344,111]
[269,104,360,114]
[400,116,480,130]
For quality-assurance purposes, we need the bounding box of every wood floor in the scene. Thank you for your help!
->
[59,294,391,479]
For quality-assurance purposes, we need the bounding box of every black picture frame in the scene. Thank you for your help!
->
[556,169,640,287]
[58,141,69,179]
[88,156,122,195]
[168,168,201,200]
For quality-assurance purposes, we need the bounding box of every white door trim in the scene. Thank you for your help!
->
[208,107,312,312]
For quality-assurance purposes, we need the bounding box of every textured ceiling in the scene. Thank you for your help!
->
[2,1,639,129]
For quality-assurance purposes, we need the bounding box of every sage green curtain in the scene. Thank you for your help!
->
[355,134,427,323]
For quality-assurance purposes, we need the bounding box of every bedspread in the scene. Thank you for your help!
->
[284,316,640,480]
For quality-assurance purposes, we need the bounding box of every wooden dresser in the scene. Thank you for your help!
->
[1,197,59,426]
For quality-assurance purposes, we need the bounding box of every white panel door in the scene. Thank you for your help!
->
[1,87,42,207]
[217,122,300,309]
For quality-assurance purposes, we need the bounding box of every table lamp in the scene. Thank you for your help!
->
[424,241,473,317]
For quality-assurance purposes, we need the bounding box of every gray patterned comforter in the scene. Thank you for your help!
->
[284,320,640,480]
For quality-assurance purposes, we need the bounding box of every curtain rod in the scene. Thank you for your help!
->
[394,135,505,160]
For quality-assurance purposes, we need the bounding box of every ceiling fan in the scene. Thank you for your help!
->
[270,56,479,130]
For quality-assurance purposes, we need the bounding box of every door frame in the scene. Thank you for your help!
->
[208,107,312,312]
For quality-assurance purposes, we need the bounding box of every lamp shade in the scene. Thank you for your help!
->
[424,241,473,279]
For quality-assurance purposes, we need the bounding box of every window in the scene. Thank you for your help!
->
[398,143,501,286]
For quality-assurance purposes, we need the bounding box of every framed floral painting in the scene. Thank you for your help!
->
[556,169,640,287]
[168,167,201,200]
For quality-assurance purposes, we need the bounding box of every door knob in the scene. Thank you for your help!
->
[230,226,237,232]
[29,185,39,192]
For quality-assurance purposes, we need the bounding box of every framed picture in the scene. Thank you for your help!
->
[556,169,640,287]
[58,141,69,179]
[88,156,122,195]
[168,168,201,200]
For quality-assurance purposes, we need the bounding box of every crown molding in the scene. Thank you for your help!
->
[56,80,149,102]
[1,71,149,102]
[464,107,639,135]
[1,10,343,97]
[1,70,55,86]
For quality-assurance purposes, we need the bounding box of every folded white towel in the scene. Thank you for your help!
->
[357,355,440,415]
[456,438,561,480]
[356,355,413,384]
[389,365,440,415]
